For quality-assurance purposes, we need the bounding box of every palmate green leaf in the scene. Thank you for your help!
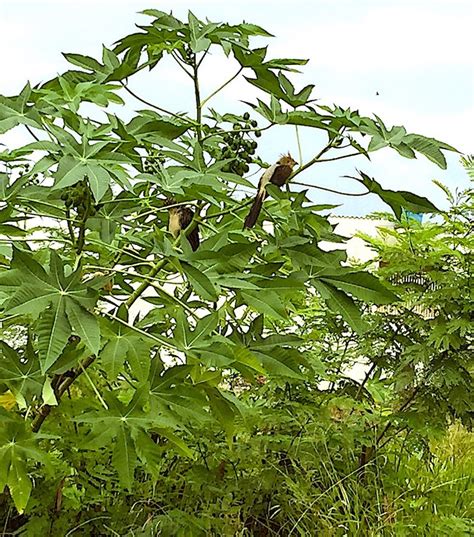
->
[253,333,303,350]
[196,340,235,368]
[314,280,367,334]
[127,113,192,140]
[154,428,194,458]
[0,90,43,134]
[126,339,152,383]
[41,377,58,406]
[37,301,71,373]
[100,318,152,380]
[230,344,264,373]
[251,347,304,379]
[347,170,439,219]
[245,68,316,108]
[1,248,100,372]
[241,290,288,320]
[104,47,142,82]
[0,224,26,237]
[53,155,87,190]
[131,428,162,474]
[277,71,314,104]
[8,247,51,286]
[62,52,105,73]
[76,387,193,481]
[6,457,32,514]
[321,271,398,304]
[359,115,457,167]
[264,58,309,71]
[403,134,455,169]
[232,44,267,68]
[188,11,217,53]
[6,285,57,318]
[148,362,209,425]
[181,262,218,301]
[100,337,124,379]
[65,300,100,355]
[205,387,237,440]
[85,163,110,202]
[113,425,137,490]
[0,420,48,513]
[285,110,336,132]
[188,312,219,347]
[0,341,43,407]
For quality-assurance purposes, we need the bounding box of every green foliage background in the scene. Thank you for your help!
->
[0,9,472,536]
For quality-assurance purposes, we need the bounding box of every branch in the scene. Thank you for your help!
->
[31,355,96,433]
[294,125,303,166]
[104,312,174,349]
[171,51,194,79]
[196,46,210,69]
[192,55,203,144]
[124,256,171,309]
[316,152,362,163]
[289,128,360,182]
[201,67,244,108]
[120,82,191,122]
[292,181,369,197]
[201,199,254,220]
[25,124,40,142]
[289,141,334,180]
[65,208,76,246]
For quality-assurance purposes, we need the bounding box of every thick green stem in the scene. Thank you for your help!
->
[124,257,170,309]
[192,56,202,145]
[65,208,76,247]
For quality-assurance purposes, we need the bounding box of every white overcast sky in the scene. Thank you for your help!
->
[2,0,473,215]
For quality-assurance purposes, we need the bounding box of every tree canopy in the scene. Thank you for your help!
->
[0,9,470,534]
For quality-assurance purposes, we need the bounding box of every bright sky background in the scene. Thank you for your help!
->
[2,0,473,215]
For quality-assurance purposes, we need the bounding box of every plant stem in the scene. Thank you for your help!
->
[295,125,303,165]
[170,51,194,79]
[25,124,40,141]
[65,208,76,246]
[289,128,357,182]
[201,199,253,220]
[124,257,170,309]
[289,141,334,181]
[192,55,202,145]
[120,82,193,122]
[201,67,243,108]
[76,195,92,255]
[196,46,210,69]
[316,152,362,163]
[31,355,96,433]
[292,181,369,197]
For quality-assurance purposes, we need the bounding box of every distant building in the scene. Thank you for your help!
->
[320,215,394,262]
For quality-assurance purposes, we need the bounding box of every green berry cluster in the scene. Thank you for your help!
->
[60,178,97,217]
[182,45,195,65]
[17,163,40,184]
[220,113,260,176]
[143,149,166,173]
